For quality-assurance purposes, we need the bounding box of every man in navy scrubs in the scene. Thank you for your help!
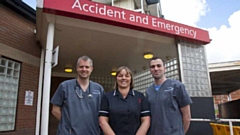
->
[146,57,192,135]
[51,55,104,135]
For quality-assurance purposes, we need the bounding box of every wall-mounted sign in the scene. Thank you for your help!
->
[43,0,210,44]
[24,90,34,106]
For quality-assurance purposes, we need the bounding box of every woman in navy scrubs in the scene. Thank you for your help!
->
[99,66,150,135]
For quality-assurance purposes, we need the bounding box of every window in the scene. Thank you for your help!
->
[0,58,20,131]
[179,43,211,97]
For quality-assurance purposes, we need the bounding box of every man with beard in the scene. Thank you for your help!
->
[146,57,192,135]
[51,55,104,135]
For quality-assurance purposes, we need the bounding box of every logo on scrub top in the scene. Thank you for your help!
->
[164,87,174,91]
[92,90,100,94]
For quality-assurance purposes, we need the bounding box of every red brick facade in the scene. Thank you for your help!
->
[213,89,240,104]
[0,4,41,135]
[1,2,239,135]
[213,89,240,117]
[0,5,41,57]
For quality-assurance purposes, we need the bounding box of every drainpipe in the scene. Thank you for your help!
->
[227,92,233,135]
[41,22,55,135]
[35,49,44,135]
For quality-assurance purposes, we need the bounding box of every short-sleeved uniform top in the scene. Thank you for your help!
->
[146,79,192,135]
[51,79,104,135]
[99,89,150,135]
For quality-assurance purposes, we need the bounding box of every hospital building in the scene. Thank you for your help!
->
[1,0,240,135]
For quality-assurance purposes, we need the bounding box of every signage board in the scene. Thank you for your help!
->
[43,0,210,44]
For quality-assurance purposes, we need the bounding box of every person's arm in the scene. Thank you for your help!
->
[135,116,150,135]
[52,105,62,120]
[51,83,65,121]
[180,105,191,134]
[99,116,115,135]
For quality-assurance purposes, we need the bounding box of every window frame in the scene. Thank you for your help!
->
[0,57,21,132]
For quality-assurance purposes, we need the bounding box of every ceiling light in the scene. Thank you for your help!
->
[111,71,117,76]
[143,53,153,59]
[64,67,73,73]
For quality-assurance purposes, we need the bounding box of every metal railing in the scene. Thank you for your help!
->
[191,118,240,135]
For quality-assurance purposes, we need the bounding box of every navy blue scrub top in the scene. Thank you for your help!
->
[146,79,192,135]
[51,79,104,135]
[99,89,150,135]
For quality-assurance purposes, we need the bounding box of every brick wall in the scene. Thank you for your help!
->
[230,89,240,100]
[0,4,41,135]
[213,89,240,105]
[0,5,41,58]
[213,89,240,117]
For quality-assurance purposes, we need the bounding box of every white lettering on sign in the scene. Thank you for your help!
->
[71,0,197,38]
[129,14,149,25]
[152,18,197,38]
[72,0,126,20]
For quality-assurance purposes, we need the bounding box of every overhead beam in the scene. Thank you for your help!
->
[209,60,240,72]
